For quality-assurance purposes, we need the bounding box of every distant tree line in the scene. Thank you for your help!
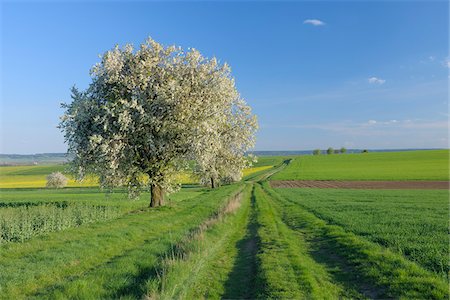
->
[312,148,369,155]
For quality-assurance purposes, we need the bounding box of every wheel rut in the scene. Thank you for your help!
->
[222,186,261,299]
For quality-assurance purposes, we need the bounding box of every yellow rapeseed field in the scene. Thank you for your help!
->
[0,164,273,188]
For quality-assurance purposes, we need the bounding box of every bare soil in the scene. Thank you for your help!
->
[270,180,449,190]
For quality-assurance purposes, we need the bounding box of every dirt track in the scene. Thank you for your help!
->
[270,180,449,190]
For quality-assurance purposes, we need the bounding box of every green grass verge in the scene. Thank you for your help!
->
[0,187,205,207]
[272,150,449,181]
[145,184,255,299]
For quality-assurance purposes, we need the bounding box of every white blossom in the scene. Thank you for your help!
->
[46,172,68,188]
[60,37,257,205]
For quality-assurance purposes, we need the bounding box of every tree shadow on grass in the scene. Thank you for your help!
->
[222,188,263,299]
[305,233,386,299]
[113,260,160,298]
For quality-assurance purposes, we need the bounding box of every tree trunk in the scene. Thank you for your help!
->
[150,183,165,207]
[211,177,217,189]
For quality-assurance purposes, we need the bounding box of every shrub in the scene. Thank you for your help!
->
[361,149,369,153]
[312,149,321,155]
[326,147,334,155]
[46,172,68,188]
[340,147,347,154]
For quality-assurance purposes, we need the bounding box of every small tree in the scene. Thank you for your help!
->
[361,149,369,153]
[46,172,68,188]
[193,111,257,188]
[340,147,347,154]
[313,149,321,155]
[327,147,334,155]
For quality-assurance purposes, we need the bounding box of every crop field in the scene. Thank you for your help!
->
[0,162,273,188]
[274,188,448,276]
[0,150,448,299]
[0,165,97,188]
[271,149,449,181]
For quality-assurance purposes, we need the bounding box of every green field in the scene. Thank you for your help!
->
[274,188,449,276]
[272,150,449,181]
[0,150,448,299]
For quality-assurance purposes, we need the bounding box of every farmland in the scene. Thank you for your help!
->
[271,149,449,181]
[274,188,448,276]
[0,150,448,299]
[0,160,274,188]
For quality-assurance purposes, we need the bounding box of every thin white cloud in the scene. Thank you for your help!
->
[368,77,386,84]
[444,58,450,68]
[303,19,326,26]
[365,119,399,126]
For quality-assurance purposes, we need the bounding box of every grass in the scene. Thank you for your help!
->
[272,150,449,181]
[274,188,449,277]
[263,182,448,299]
[0,184,242,298]
[0,185,207,241]
[0,202,122,243]
[254,184,348,299]
[251,155,286,168]
[0,153,448,299]
[145,184,253,299]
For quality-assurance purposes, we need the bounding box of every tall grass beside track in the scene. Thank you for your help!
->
[145,184,254,299]
[0,203,122,243]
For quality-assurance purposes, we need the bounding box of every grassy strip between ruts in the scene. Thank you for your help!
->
[262,181,448,299]
[0,184,242,299]
[254,183,358,299]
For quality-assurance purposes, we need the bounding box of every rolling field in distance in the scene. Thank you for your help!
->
[0,165,97,188]
[272,149,449,181]
[0,158,276,188]
[0,150,448,299]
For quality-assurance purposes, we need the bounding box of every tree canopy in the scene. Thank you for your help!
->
[60,38,257,206]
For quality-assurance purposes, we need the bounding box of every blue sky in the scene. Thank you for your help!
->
[1,1,448,154]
